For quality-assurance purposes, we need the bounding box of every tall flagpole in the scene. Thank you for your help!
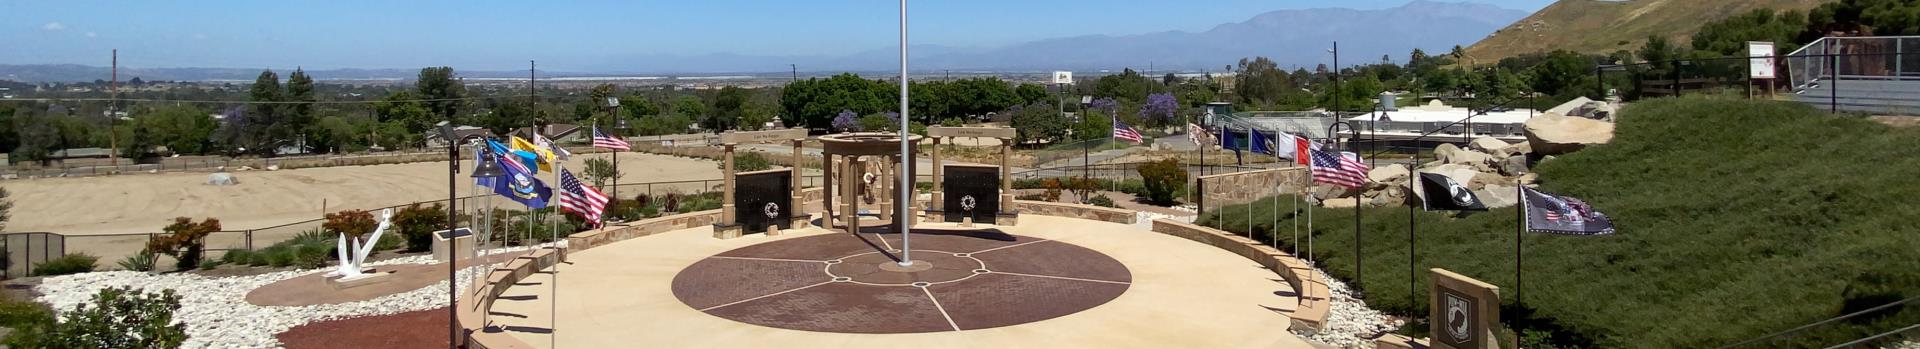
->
[896,0,913,267]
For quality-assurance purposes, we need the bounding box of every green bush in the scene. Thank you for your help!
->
[392,203,449,253]
[1087,194,1118,208]
[1136,159,1187,206]
[116,250,155,272]
[728,152,774,172]
[227,229,335,269]
[1199,98,1920,348]
[32,253,97,276]
[4,287,187,349]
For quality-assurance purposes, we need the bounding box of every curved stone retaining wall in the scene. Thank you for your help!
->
[1151,219,1331,330]
[1011,200,1137,224]
[457,247,565,349]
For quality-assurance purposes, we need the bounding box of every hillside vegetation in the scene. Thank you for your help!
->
[1201,97,1919,347]
[1465,0,1831,63]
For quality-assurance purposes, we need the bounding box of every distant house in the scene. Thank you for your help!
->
[509,123,586,143]
[425,126,496,148]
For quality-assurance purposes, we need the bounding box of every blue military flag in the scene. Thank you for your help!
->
[492,150,552,209]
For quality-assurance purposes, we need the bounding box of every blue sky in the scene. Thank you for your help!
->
[2,0,1552,71]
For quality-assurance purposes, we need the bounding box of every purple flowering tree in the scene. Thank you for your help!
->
[832,110,860,132]
[1088,97,1119,118]
[1140,92,1178,127]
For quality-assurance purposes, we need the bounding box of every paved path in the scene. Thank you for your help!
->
[487,215,1312,348]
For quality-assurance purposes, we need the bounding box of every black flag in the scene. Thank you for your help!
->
[1522,188,1616,236]
[1419,172,1488,211]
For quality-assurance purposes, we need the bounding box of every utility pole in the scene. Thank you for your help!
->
[109,49,119,169]
[791,64,798,82]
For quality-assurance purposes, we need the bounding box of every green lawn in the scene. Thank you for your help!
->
[1200,97,1920,348]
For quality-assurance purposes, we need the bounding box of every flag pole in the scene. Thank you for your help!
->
[1408,164,1418,312]
[1515,180,1524,303]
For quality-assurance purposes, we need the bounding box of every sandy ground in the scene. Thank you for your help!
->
[0,153,729,268]
[4,152,727,236]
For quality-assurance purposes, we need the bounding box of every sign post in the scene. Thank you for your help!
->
[1749,41,1777,99]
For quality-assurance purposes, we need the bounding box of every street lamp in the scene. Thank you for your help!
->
[608,97,629,202]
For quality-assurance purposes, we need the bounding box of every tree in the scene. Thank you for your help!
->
[707,86,751,131]
[0,187,12,231]
[1137,158,1187,206]
[284,68,316,151]
[582,158,622,188]
[1692,9,1808,56]
[1138,92,1179,127]
[1014,83,1050,106]
[123,106,218,156]
[415,67,467,124]
[146,217,219,271]
[376,91,434,136]
[245,70,282,155]
[1092,68,1151,103]
[780,73,896,130]
[831,110,861,132]
[1526,50,1599,98]
[12,107,59,164]
[1008,102,1066,145]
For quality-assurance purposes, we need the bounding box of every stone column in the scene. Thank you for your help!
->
[877,155,892,221]
[791,139,804,219]
[823,154,835,219]
[841,157,859,233]
[721,144,737,224]
[930,137,943,211]
[999,139,1013,205]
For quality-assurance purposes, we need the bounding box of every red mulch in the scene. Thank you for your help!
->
[278,307,454,349]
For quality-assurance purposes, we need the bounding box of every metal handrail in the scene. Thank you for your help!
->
[1717,295,1919,348]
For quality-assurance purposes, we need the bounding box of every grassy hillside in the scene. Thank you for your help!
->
[1463,0,1831,63]
[1201,97,1920,347]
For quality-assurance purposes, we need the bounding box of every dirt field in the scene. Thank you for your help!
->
[4,152,722,236]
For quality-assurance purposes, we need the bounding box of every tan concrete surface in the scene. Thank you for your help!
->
[487,215,1313,349]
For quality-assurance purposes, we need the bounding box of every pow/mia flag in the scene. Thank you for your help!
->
[1418,172,1487,211]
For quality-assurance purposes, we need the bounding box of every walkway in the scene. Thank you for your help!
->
[485,215,1313,348]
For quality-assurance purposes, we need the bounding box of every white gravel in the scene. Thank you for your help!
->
[1887,340,1920,349]
[34,246,546,349]
[1293,269,1402,348]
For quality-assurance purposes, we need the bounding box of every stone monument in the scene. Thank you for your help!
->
[1429,268,1502,349]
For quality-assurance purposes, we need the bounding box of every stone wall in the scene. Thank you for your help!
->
[459,247,566,349]
[1011,200,1137,224]
[1150,219,1331,331]
[566,210,723,252]
[1196,167,1310,213]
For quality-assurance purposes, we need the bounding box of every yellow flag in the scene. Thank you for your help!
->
[510,136,555,172]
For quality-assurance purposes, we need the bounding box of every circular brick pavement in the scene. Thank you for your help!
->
[670,230,1131,333]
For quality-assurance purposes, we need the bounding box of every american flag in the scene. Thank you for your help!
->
[1113,120,1144,143]
[592,126,630,150]
[1309,149,1371,189]
[556,168,609,225]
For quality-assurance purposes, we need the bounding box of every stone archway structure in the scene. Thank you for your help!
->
[818,132,922,233]
[924,126,1019,225]
[715,128,809,239]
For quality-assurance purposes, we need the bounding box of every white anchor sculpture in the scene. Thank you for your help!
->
[327,208,393,280]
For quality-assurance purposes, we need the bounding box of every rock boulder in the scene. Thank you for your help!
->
[1523,113,1614,155]
[1468,136,1510,153]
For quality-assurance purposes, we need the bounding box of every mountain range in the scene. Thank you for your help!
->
[0,1,1529,82]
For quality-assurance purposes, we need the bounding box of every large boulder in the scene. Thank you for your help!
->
[1500,141,1533,156]
[206,172,239,186]
[1368,164,1410,184]
[1467,136,1511,153]
[1424,164,1482,189]
[1473,183,1520,209]
[1523,113,1614,156]
[1433,143,1462,163]
[1497,155,1530,176]
[1445,149,1495,166]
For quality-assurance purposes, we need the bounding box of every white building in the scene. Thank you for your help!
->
[1344,98,1537,143]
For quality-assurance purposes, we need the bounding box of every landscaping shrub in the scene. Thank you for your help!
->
[147,217,220,271]
[3,287,187,349]
[1014,193,1047,201]
[322,209,377,240]
[1039,179,1063,202]
[1137,159,1187,206]
[116,250,155,272]
[1087,194,1118,208]
[31,253,97,276]
[392,203,449,253]
[726,152,773,172]
[229,229,334,269]
[1198,98,1920,348]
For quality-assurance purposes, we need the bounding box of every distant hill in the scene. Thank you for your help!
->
[1463,0,1832,63]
